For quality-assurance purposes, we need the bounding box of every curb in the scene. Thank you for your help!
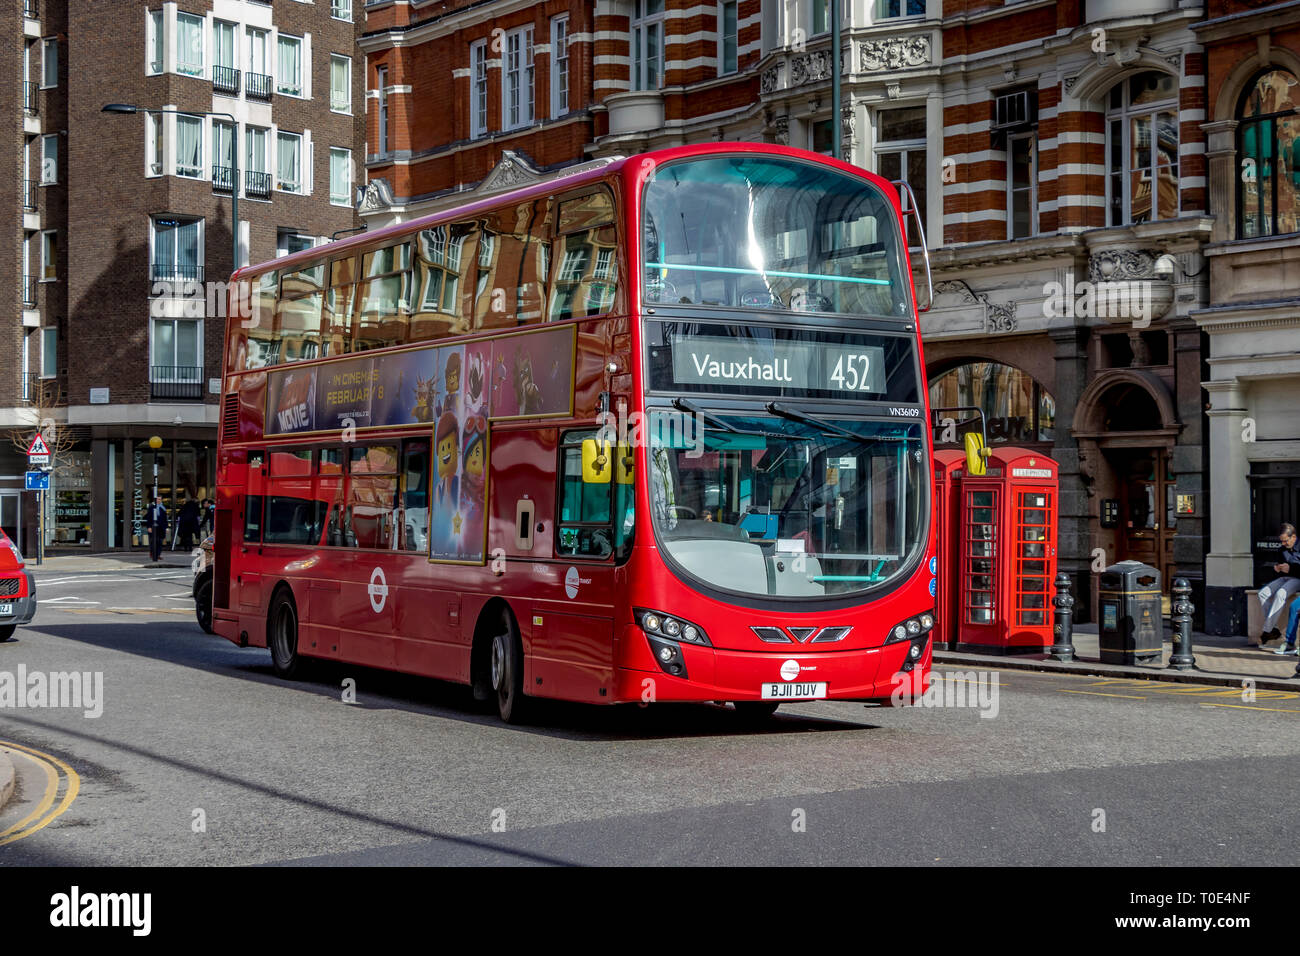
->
[0,748,14,815]
[933,651,1300,694]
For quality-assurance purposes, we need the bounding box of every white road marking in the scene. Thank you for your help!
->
[40,596,100,604]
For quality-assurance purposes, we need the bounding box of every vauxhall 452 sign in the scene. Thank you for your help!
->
[669,335,887,394]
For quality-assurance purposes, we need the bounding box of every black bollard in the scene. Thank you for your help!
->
[1168,577,1197,670]
[1050,572,1076,662]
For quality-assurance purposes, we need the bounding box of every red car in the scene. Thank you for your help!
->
[0,529,36,641]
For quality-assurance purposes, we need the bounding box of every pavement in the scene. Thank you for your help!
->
[935,622,1300,692]
[33,550,195,573]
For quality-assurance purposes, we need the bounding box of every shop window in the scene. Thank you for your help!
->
[1238,69,1300,239]
[929,361,1056,443]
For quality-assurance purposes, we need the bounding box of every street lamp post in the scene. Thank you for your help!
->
[102,104,239,272]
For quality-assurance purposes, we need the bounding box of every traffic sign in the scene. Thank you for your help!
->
[25,471,49,491]
[26,433,50,457]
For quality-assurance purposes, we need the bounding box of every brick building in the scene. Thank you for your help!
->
[3,0,363,552]
[1192,0,1300,635]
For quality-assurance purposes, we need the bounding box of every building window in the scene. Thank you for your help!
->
[331,0,352,21]
[213,121,235,189]
[810,118,833,155]
[147,9,163,75]
[42,327,57,378]
[633,0,664,91]
[151,217,203,282]
[278,228,315,258]
[146,111,163,176]
[502,26,534,130]
[875,106,927,245]
[277,34,303,96]
[41,37,56,88]
[876,0,925,18]
[376,65,390,152]
[40,133,57,183]
[247,27,269,76]
[152,319,202,378]
[718,2,737,75]
[469,43,487,138]
[330,54,351,112]
[277,131,303,193]
[41,230,56,280]
[1239,69,1300,239]
[175,114,203,178]
[812,0,830,35]
[929,362,1056,444]
[1106,70,1179,226]
[176,12,204,77]
[246,126,268,171]
[1008,133,1036,239]
[551,17,569,117]
[214,20,236,73]
[330,148,352,206]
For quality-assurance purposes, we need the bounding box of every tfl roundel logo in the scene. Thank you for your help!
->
[929,578,937,597]
[929,556,937,575]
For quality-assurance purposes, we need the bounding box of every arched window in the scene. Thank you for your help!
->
[1105,71,1180,225]
[929,362,1056,443]
[1239,69,1300,238]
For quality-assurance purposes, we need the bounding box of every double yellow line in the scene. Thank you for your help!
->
[0,741,80,847]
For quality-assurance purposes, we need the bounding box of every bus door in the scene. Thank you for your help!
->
[238,449,266,614]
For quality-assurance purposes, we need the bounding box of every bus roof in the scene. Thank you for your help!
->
[233,142,898,284]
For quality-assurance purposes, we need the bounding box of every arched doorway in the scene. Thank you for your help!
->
[928,360,1056,448]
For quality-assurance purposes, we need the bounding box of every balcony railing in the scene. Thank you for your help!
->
[246,170,272,199]
[151,367,204,402]
[23,0,37,18]
[21,373,42,404]
[212,165,234,193]
[22,179,38,211]
[246,72,272,101]
[149,263,205,284]
[213,65,241,96]
[23,81,37,114]
[21,275,37,306]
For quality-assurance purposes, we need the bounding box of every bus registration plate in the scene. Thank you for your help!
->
[0,604,12,616]
[761,682,827,700]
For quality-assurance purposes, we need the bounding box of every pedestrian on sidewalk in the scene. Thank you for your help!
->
[177,496,201,550]
[147,497,169,562]
[1258,523,1300,644]
[1273,594,1300,656]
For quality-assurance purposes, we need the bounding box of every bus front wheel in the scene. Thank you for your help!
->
[490,614,529,724]
[194,574,214,634]
[732,701,779,722]
[268,589,302,680]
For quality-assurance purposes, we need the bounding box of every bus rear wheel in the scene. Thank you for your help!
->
[732,701,779,722]
[194,575,214,634]
[268,589,302,680]
[0,624,14,642]
[490,614,529,724]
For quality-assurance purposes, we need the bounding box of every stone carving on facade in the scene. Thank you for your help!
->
[790,50,833,86]
[1087,249,1163,283]
[886,83,902,100]
[358,178,394,212]
[761,64,782,94]
[933,280,1018,334]
[860,35,930,72]
[841,105,855,153]
[479,150,539,194]
[769,114,789,146]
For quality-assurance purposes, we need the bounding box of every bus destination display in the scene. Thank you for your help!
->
[670,335,887,394]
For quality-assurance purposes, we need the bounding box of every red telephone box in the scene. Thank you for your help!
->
[956,448,1059,652]
[932,449,968,649]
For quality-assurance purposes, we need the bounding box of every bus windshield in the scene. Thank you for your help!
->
[647,409,926,599]
[642,155,910,318]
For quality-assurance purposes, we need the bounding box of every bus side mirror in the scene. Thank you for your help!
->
[616,443,634,485]
[582,439,612,484]
[964,432,988,477]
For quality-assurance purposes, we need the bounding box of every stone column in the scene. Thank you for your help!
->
[1051,324,1092,621]
[1203,378,1252,635]
[1202,120,1238,242]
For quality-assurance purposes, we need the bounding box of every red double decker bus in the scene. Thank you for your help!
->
[209,143,950,722]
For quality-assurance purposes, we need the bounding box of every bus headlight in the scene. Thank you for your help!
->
[886,613,935,644]
[635,608,711,647]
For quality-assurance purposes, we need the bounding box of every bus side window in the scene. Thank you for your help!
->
[244,494,263,543]
[557,429,613,559]
[550,190,618,321]
[401,439,430,552]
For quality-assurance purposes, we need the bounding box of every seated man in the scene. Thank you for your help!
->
[1258,523,1300,644]
[1276,594,1300,656]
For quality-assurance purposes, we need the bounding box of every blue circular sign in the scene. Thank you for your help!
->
[929,556,937,575]
[929,577,937,596]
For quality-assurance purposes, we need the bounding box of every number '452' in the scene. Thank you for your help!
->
[830,354,871,390]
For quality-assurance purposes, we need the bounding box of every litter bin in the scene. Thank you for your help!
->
[1098,561,1163,664]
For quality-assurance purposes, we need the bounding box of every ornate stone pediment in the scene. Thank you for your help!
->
[860,35,930,72]
[358,178,395,212]
[932,279,1018,334]
[476,149,541,196]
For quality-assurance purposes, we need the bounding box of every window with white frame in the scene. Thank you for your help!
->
[330,148,352,206]
[175,114,203,178]
[551,17,569,117]
[376,65,390,152]
[277,131,303,193]
[875,0,925,18]
[330,54,351,112]
[246,126,268,173]
[41,230,56,280]
[213,121,235,188]
[1007,133,1036,239]
[151,217,203,282]
[147,9,163,75]
[176,12,204,77]
[875,106,927,245]
[633,0,664,91]
[1106,70,1180,225]
[331,0,352,21]
[40,133,57,184]
[718,2,737,76]
[146,112,162,175]
[152,319,201,377]
[247,27,269,76]
[213,20,236,71]
[277,228,316,258]
[469,43,487,138]
[277,34,303,96]
[502,26,535,130]
[42,326,57,378]
[41,37,57,88]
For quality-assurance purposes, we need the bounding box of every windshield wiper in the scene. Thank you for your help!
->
[766,402,862,441]
[670,398,798,441]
